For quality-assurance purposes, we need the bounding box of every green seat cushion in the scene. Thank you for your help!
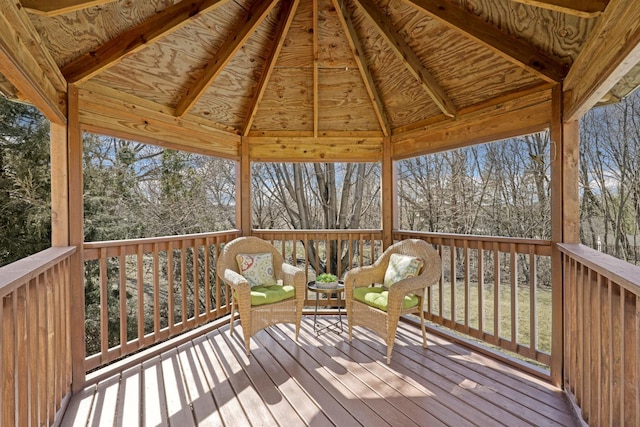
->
[250,285,295,306]
[353,286,419,312]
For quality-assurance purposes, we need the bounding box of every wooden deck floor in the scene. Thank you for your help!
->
[61,317,579,427]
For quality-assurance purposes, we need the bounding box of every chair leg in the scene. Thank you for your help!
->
[229,298,235,335]
[420,305,428,349]
[386,315,400,365]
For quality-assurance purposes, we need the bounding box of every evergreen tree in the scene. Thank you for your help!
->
[0,98,50,266]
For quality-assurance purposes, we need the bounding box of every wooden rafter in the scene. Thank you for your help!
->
[0,3,66,123]
[402,0,568,83]
[21,0,119,17]
[355,0,457,118]
[1,0,66,92]
[563,0,640,121]
[174,0,278,118]
[332,0,390,136]
[511,0,607,18]
[61,0,230,84]
[243,0,300,136]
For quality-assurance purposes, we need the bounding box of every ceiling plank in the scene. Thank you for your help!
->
[564,0,640,121]
[77,85,240,159]
[243,0,300,136]
[392,89,552,159]
[21,0,118,17]
[510,0,607,18]
[61,0,230,84]
[247,135,383,162]
[0,3,66,123]
[355,0,457,117]
[174,0,279,117]
[333,0,390,136]
[402,0,567,83]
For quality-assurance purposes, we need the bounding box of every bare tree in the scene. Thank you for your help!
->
[252,162,380,276]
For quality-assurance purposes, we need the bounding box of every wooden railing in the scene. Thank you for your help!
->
[81,228,555,373]
[395,231,553,366]
[559,243,639,427]
[82,230,240,371]
[0,246,76,427]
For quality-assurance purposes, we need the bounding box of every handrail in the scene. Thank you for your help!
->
[558,242,640,294]
[0,246,76,297]
[83,229,241,260]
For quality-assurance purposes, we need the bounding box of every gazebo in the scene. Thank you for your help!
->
[1,0,639,425]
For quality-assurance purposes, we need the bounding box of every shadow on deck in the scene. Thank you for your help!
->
[61,317,579,426]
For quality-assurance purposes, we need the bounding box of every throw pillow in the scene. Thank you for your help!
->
[235,253,277,287]
[383,253,424,288]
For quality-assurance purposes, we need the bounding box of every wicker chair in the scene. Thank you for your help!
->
[344,239,441,364]
[216,236,306,355]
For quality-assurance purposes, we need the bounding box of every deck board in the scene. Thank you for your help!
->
[61,316,579,426]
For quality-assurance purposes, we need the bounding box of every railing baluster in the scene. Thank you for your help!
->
[204,238,211,317]
[529,247,536,354]
[99,248,108,364]
[16,286,28,423]
[463,240,469,329]
[3,294,15,427]
[137,245,144,348]
[168,241,175,334]
[510,243,517,346]
[118,246,127,356]
[478,241,484,335]
[153,243,160,340]
[493,241,500,339]
[450,239,455,323]
[180,240,187,330]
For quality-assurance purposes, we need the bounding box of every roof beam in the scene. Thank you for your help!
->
[174,0,279,118]
[402,0,567,83]
[61,0,230,84]
[564,0,640,121]
[243,0,300,136]
[21,0,119,17]
[0,2,66,123]
[510,0,607,18]
[333,0,390,136]
[355,0,457,117]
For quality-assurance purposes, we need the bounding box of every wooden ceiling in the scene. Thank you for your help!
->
[1,0,640,161]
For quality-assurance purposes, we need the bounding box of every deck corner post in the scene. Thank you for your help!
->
[551,83,580,388]
[238,136,252,236]
[382,136,395,248]
[67,84,86,392]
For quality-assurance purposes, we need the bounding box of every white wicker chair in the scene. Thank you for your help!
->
[344,239,441,363]
[217,236,306,355]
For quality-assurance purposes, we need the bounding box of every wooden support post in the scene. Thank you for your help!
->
[237,136,252,235]
[67,84,86,391]
[50,122,69,246]
[550,84,579,387]
[382,136,395,248]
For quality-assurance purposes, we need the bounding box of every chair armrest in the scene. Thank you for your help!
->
[222,269,251,296]
[280,262,306,294]
[343,265,385,306]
